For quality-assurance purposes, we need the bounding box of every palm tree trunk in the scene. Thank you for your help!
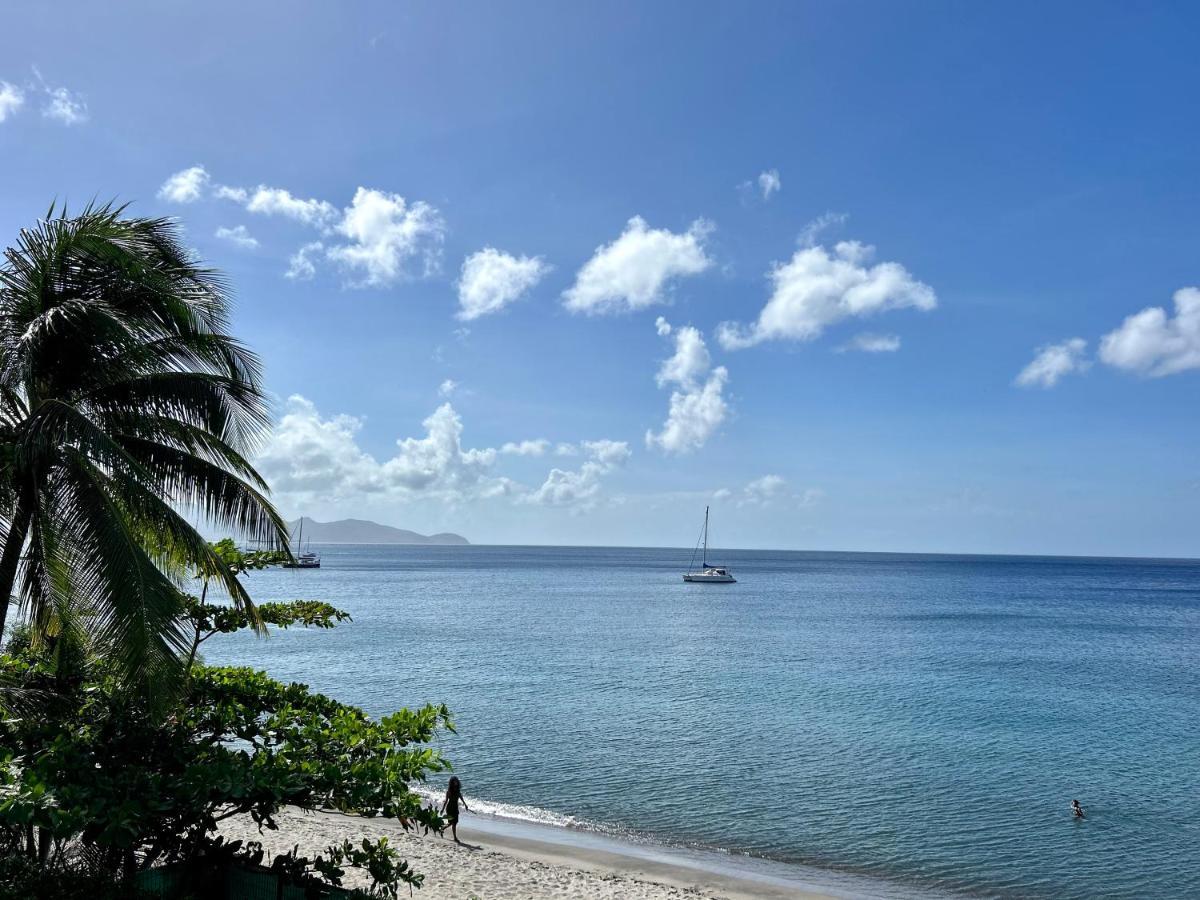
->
[0,501,32,643]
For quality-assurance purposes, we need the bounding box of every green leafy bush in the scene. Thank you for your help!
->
[0,584,453,895]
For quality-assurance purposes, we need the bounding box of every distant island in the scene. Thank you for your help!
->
[288,517,469,545]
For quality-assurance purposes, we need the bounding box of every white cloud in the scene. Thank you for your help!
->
[214,185,249,203]
[743,474,787,504]
[158,165,210,203]
[655,324,711,388]
[41,85,87,124]
[501,439,550,457]
[286,242,324,281]
[655,316,672,337]
[563,216,713,314]
[257,396,505,505]
[1015,337,1090,388]
[735,475,822,508]
[718,240,935,349]
[214,225,258,250]
[1099,287,1200,377]
[0,82,25,122]
[172,171,447,288]
[381,403,497,496]
[525,440,630,508]
[580,439,632,467]
[326,187,445,286]
[757,169,781,200]
[457,247,550,320]
[438,379,459,398]
[243,186,338,228]
[797,211,849,248]
[255,396,382,501]
[646,319,729,455]
[841,332,901,353]
[554,442,579,457]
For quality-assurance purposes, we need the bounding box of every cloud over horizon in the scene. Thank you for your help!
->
[257,396,629,513]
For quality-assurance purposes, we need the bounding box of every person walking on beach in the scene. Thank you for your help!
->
[1071,799,1086,819]
[441,776,470,843]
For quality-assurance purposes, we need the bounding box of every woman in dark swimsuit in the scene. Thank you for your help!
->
[441,776,470,843]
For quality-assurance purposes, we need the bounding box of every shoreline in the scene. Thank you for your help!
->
[220,806,926,899]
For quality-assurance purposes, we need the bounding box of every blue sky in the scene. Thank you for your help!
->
[2,1,1198,555]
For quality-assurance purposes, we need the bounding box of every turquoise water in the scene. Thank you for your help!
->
[206,546,1200,898]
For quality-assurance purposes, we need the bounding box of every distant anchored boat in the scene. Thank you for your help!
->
[282,518,321,569]
[683,506,735,583]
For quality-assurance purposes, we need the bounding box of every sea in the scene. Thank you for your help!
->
[205,545,1200,899]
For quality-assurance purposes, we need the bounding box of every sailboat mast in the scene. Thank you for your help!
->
[703,505,709,565]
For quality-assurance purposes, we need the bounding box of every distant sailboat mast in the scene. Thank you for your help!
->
[284,516,321,569]
[683,505,735,583]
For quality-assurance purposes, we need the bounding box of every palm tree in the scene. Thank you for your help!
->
[0,202,289,686]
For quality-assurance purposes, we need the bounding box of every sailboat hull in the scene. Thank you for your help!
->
[683,571,736,583]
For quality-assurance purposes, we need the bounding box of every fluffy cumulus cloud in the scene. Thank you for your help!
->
[1014,337,1090,388]
[524,440,631,508]
[717,240,936,349]
[563,216,713,314]
[500,439,550,457]
[758,169,782,200]
[286,242,324,281]
[840,332,901,353]
[194,172,444,286]
[457,247,550,320]
[653,320,711,388]
[257,397,629,511]
[41,85,87,124]
[158,165,210,203]
[214,225,258,250]
[242,186,338,228]
[646,319,730,455]
[0,73,89,126]
[1099,287,1200,377]
[743,474,788,504]
[254,396,382,501]
[438,379,459,398]
[728,475,822,508]
[0,82,25,122]
[326,187,445,286]
[256,396,505,505]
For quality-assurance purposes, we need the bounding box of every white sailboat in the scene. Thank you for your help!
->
[683,506,735,583]
[282,517,321,569]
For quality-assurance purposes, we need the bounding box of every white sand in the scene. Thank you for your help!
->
[221,807,839,899]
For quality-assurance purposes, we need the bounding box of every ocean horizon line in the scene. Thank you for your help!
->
[278,539,1200,564]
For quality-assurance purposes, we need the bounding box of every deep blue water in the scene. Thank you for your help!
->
[206,545,1200,898]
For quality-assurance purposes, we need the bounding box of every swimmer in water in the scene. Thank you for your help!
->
[1071,799,1085,819]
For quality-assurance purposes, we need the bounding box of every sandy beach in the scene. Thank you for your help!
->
[221,807,841,900]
